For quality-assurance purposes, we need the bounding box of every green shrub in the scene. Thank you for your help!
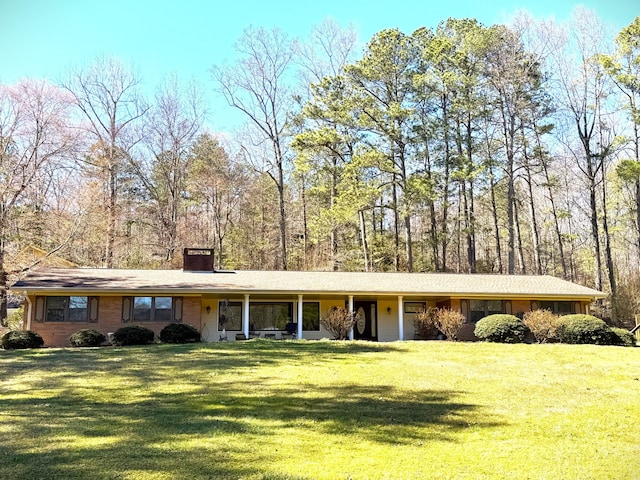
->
[69,329,106,347]
[610,327,636,347]
[159,323,201,343]
[320,307,356,340]
[112,325,155,346]
[523,309,560,343]
[474,314,528,343]
[2,330,44,349]
[556,314,614,345]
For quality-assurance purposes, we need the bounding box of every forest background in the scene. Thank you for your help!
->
[1,7,640,327]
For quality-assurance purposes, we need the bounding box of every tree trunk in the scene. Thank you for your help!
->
[489,166,503,274]
[358,209,369,272]
[513,194,526,274]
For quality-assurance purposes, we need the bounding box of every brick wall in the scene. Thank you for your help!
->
[25,295,202,347]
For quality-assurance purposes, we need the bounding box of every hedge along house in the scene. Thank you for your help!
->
[12,248,606,347]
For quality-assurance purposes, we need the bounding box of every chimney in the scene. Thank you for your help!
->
[183,248,215,272]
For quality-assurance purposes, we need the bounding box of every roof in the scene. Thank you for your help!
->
[12,268,606,300]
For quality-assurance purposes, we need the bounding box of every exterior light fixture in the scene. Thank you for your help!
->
[387,306,392,314]
[206,305,211,314]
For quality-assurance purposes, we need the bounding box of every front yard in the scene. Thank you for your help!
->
[0,340,638,479]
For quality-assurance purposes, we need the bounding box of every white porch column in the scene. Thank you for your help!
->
[348,295,354,340]
[243,294,250,338]
[398,295,404,341]
[297,294,303,339]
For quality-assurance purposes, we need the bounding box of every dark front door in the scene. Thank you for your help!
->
[353,301,377,341]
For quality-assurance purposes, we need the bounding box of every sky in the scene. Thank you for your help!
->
[1,0,637,132]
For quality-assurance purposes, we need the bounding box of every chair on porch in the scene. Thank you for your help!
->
[283,322,298,340]
[235,333,247,341]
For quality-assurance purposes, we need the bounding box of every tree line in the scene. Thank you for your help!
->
[1,9,639,326]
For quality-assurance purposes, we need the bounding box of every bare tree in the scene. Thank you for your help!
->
[0,79,76,325]
[211,26,296,270]
[62,56,148,267]
[550,7,616,293]
[132,75,205,263]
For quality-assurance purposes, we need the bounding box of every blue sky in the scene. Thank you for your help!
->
[1,0,636,131]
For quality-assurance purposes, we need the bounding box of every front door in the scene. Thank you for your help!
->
[353,301,377,341]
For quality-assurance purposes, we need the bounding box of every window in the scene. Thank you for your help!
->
[219,301,242,331]
[123,296,181,323]
[405,302,426,314]
[41,296,98,322]
[218,301,320,331]
[249,302,292,330]
[302,302,320,331]
[469,300,504,323]
[539,301,576,315]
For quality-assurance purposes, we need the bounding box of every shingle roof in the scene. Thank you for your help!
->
[12,268,606,299]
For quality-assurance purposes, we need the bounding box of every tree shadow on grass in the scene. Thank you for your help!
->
[0,342,503,479]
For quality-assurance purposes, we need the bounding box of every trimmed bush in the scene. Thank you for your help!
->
[523,309,560,343]
[69,329,106,347]
[112,325,154,346]
[556,314,614,345]
[2,330,44,349]
[320,307,356,340]
[159,323,201,344]
[610,327,636,347]
[474,314,528,343]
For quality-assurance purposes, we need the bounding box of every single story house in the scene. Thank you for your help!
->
[12,249,606,347]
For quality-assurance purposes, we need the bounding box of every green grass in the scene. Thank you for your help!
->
[1,340,638,479]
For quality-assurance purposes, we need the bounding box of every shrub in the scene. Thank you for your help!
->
[609,327,636,347]
[2,330,44,349]
[69,329,106,347]
[435,308,466,341]
[412,307,439,339]
[321,307,356,340]
[523,309,560,343]
[556,314,614,345]
[111,325,155,346]
[474,314,528,343]
[159,323,201,343]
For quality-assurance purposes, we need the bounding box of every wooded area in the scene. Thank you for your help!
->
[1,9,639,325]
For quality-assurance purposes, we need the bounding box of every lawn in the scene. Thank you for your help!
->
[0,340,638,479]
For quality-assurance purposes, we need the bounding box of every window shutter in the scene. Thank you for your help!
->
[173,297,183,323]
[122,297,132,323]
[460,299,470,321]
[35,297,45,323]
[504,300,512,315]
[89,297,99,323]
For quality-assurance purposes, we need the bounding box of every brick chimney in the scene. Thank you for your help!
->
[183,248,215,272]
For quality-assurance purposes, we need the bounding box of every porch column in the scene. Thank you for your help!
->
[348,295,354,340]
[398,295,404,341]
[243,294,250,338]
[297,294,303,339]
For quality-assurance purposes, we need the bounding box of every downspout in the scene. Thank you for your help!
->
[23,292,32,331]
